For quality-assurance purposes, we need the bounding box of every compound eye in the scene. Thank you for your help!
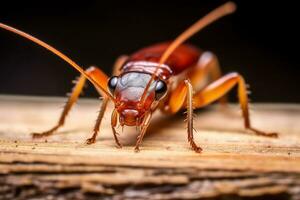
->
[155,80,167,99]
[107,76,118,94]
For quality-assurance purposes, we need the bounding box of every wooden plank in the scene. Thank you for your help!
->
[0,95,299,199]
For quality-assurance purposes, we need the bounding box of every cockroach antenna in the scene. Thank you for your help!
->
[140,2,236,103]
[0,22,115,101]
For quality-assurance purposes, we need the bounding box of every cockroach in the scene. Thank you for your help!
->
[0,2,278,153]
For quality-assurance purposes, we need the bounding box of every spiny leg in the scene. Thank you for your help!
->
[134,113,152,152]
[185,80,202,153]
[85,55,128,144]
[32,70,88,138]
[160,52,225,152]
[164,72,277,152]
[85,97,109,144]
[193,72,278,137]
[111,109,122,148]
[151,55,240,153]
[161,79,202,152]
[0,21,117,141]
[32,66,110,138]
[162,79,204,152]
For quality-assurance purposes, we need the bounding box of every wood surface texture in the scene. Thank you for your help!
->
[0,95,299,200]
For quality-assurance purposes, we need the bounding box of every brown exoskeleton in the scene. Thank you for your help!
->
[0,2,278,153]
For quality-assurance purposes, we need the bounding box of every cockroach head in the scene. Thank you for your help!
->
[107,72,167,126]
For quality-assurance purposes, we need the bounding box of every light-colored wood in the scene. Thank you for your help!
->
[0,95,299,199]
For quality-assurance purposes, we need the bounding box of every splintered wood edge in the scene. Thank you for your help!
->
[0,158,299,199]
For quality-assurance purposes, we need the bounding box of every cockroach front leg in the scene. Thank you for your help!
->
[185,80,203,153]
[166,80,203,153]
[111,109,122,148]
[134,113,152,152]
[162,79,202,153]
[32,66,109,138]
[85,97,109,144]
[85,56,128,144]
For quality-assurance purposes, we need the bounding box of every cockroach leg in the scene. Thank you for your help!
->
[134,131,144,152]
[165,51,227,114]
[134,129,145,152]
[193,72,278,137]
[134,113,151,152]
[31,125,61,138]
[111,109,122,148]
[86,97,109,144]
[162,79,203,153]
[85,56,128,144]
[32,72,87,138]
[247,127,278,137]
[185,80,202,153]
[32,66,110,138]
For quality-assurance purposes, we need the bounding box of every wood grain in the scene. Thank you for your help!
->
[0,95,299,200]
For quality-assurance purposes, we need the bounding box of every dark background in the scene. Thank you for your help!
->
[0,0,298,102]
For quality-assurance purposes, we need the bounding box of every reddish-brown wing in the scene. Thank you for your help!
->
[128,42,201,75]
